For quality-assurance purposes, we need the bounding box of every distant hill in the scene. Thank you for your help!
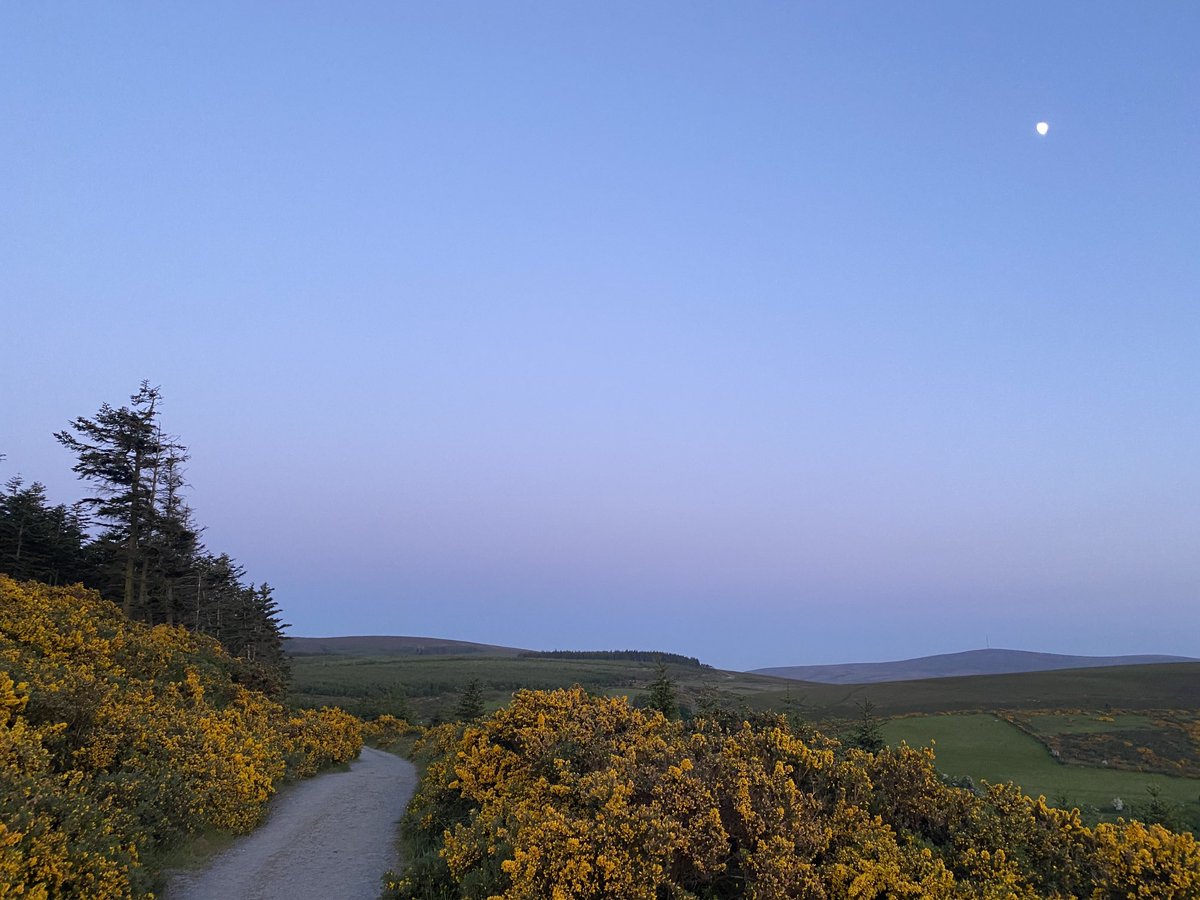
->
[751,648,1198,684]
[283,635,528,657]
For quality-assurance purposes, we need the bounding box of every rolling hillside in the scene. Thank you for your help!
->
[282,637,1200,723]
[288,644,1200,724]
[284,635,528,657]
[752,648,1197,684]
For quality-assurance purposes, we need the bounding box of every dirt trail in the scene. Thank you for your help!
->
[167,747,417,900]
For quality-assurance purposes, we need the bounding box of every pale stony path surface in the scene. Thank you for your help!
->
[167,747,417,900]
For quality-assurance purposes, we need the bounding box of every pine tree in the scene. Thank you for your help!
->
[1138,785,1185,831]
[0,477,90,584]
[454,678,486,721]
[141,450,201,626]
[51,384,292,693]
[849,699,886,753]
[646,659,679,719]
[54,382,176,616]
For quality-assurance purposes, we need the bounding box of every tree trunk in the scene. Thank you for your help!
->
[123,530,137,616]
[124,443,144,617]
[137,430,164,618]
[139,556,151,623]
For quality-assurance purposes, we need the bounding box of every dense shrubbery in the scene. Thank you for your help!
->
[0,576,362,898]
[388,687,1200,899]
[285,706,365,777]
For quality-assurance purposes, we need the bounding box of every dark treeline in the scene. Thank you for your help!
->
[0,382,288,693]
[519,649,705,667]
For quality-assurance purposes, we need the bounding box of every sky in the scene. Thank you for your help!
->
[1,3,1197,671]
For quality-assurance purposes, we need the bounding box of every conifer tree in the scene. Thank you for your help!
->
[0,477,90,585]
[54,382,174,616]
[49,383,292,692]
[141,450,201,626]
[454,678,486,721]
[646,659,680,719]
[849,699,886,753]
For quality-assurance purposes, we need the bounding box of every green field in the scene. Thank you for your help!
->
[884,713,1200,828]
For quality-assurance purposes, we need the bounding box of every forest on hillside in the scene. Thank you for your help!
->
[0,382,288,692]
[517,649,706,667]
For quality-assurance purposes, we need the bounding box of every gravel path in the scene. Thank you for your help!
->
[167,747,417,900]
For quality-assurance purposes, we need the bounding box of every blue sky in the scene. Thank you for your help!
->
[2,3,1197,670]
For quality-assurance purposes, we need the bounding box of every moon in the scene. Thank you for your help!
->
[1036,121,1049,136]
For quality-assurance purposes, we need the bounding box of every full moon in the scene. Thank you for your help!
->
[1036,121,1049,136]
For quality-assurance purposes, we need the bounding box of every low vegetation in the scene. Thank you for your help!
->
[0,576,362,898]
[387,688,1200,898]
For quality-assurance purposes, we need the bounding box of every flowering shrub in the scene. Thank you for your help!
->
[285,706,364,777]
[1092,819,1200,897]
[362,714,417,752]
[0,670,137,899]
[388,687,1200,899]
[0,576,363,897]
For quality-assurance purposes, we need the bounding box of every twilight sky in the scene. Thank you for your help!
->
[2,3,1197,671]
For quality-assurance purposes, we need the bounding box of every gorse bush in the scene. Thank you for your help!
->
[388,687,1200,899]
[363,714,418,752]
[285,706,364,778]
[0,669,136,898]
[0,576,363,898]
